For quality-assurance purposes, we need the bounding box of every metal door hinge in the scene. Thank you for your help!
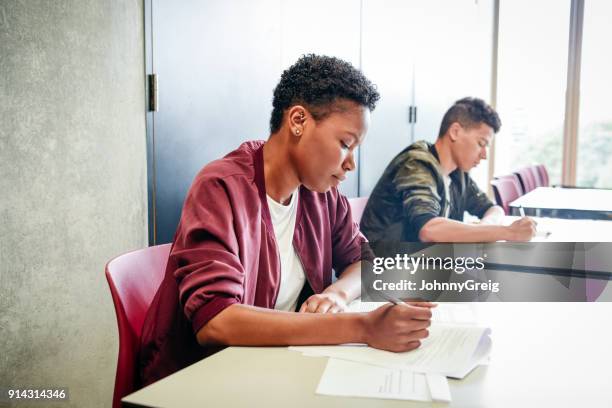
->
[408,105,418,124]
[148,74,158,112]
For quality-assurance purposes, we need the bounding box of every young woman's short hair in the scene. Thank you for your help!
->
[270,54,380,133]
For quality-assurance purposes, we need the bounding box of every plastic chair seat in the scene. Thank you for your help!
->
[105,243,171,408]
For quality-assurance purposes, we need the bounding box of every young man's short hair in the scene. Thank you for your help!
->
[438,97,501,138]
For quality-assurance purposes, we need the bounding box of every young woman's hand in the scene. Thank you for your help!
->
[364,303,432,352]
[298,291,348,314]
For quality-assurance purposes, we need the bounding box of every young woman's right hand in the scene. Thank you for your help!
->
[363,303,432,352]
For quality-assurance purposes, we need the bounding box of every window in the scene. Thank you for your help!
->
[576,0,612,188]
[494,0,571,184]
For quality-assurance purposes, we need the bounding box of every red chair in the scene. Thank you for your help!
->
[536,164,550,187]
[105,244,171,408]
[494,174,523,194]
[491,178,522,215]
[348,196,369,224]
[528,165,543,187]
[514,167,537,193]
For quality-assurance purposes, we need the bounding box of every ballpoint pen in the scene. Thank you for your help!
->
[378,291,405,305]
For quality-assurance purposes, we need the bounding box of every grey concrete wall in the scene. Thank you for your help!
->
[0,1,147,407]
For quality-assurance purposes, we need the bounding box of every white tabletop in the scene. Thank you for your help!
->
[123,302,612,408]
[502,216,612,242]
[509,187,612,213]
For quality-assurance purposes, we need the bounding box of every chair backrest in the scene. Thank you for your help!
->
[494,173,523,193]
[347,196,369,224]
[528,165,543,188]
[105,243,171,408]
[491,178,522,215]
[536,164,550,187]
[514,167,537,193]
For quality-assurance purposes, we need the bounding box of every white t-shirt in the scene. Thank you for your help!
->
[443,175,452,218]
[267,189,306,312]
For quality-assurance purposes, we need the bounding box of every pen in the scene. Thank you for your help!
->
[519,205,526,217]
[378,291,405,305]
[378,292,437,309]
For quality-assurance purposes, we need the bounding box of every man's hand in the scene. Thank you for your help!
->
[506,217,537,241]
[299,291,348,314]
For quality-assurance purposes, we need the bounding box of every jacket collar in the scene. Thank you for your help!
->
[254,143,275,233]
[428,142,465,192]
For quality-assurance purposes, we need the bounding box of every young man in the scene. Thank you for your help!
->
[138,55,434,387]
[360,97,536,243]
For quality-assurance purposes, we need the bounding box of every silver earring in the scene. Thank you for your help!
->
[295,129,301,135]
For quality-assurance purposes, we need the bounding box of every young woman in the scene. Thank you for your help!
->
[139,54,433,387]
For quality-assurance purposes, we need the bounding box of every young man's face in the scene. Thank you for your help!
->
[292,101,370,193]
[449,122,494,172]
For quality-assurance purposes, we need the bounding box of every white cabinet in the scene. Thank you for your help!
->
[279,0,362,196]
[147,0,494,242]
[360,0,494,195]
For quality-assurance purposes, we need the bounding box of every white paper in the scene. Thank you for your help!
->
[426,372,452,402]
[431,303,478,325]
[316,358,450,402]
[291,324,491,379]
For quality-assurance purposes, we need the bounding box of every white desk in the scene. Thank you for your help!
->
[509,187,612,220]
[123,303,612,408]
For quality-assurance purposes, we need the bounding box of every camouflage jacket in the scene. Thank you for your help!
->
[360,141,493,242]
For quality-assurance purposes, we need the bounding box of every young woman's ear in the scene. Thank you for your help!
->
[288,106,307,137]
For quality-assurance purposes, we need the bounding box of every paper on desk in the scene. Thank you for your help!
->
[291,324,491,379]
[316,358,451,402]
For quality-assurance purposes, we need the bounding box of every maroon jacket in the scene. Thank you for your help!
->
[139,141,368,386]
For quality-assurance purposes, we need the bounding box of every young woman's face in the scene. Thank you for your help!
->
[292,101,370,193]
